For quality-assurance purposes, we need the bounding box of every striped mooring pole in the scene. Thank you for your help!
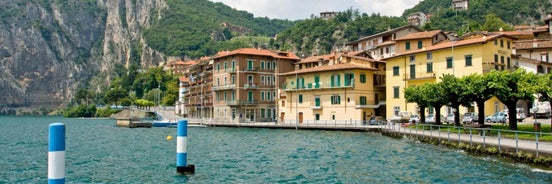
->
[48,123,65,184]
[176,119,195,174]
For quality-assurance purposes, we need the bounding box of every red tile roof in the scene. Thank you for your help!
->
[179,76,190,83]
[280,63,377,76]
[296,54,333,64]
[213,48,300,60]
[514,40,552,49]
[395,30,443,41]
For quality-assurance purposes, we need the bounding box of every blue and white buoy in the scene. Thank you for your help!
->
[176,119,195,174]
[48,123,65,184]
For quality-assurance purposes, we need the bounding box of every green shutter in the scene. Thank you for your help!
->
[330,75,334,87]
[337,75,341,87]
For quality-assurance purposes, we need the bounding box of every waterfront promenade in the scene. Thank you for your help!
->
[184,118,552,157]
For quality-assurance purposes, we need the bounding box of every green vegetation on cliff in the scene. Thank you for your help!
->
[143,0,295,58]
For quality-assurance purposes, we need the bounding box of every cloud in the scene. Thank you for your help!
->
[210,0,419,20]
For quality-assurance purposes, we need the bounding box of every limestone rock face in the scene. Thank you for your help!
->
[0,0,167,110]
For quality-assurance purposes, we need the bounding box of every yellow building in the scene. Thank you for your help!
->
[385,32,516,119]
[279,52,386,124]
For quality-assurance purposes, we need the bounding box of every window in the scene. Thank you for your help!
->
[231,75,236,84]
[406,42,411,50]
[231,91,235,100]
[224,61,227,69]
[394,106,400,116]
[314,96,321,106]
[217,78,220,86]
[465,55,472,66]
[232,60,236,69]
[248,75,253,84]
[360,96,367,105]
[261,109,266,118]
[331,95,341,105]
[273,61,277,70]
[217,63,220,72]
[260,91,265,101]
[409,55,415,62]
[446,57,453,69]
[260,76,265,85]
[217,93,221,101]
[500,40,504,48]
[417,40,423,49]
[344,73,354,86]
[298,94,303,103]
[501,56,505,70]
[427,52,432,60]
[360,74,366,83]
[330,74,341,87]
[393,66,400,76]
[427,62,433,73]
[273,91,276,101]
[267,61,271,70]
[393,86,400,98]
[507,41,511,49]
[267,108,272,118]
[314,76,320,88]
[260,61,265,70]
[267,91,272,101]
[507,57,511,68]
[494,39,497,45]
[267,76,272,85]
[247,60,254,70]
[224,76,227,85]
[315,114,320,120]
[296,77,305,88]
[224,92,227,101]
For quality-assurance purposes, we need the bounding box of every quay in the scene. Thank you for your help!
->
[185,118,552,159]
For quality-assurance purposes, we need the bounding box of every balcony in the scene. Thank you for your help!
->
[225,68,237,73]
[244,83,259,89]
[226,100,258,106]
[283,83,354,92]
[355,100,386,109]
[212,84,236,91]
[310,102,322,110]
[404,72,436,81]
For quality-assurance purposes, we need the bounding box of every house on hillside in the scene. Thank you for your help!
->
[347,25,421,52]
[320,12,338,20]
[407,12,430,27]
[452,0,469,11]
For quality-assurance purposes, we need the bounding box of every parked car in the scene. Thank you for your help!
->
[462,112,479,124]
[485,112,507,123]
[444,113,455,124]
[410,114,420,124]
[425,114,444,124]
[502,108,525,122]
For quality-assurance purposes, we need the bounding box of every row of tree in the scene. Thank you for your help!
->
[405,69,551,130]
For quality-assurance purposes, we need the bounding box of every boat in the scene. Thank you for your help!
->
[152,121,178,127]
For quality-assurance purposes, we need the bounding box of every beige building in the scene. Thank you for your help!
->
[279,51,386,124]
[175,57,213,119]
[347,25,421,52]
[212,48,299,123]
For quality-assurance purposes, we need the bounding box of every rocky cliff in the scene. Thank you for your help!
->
[0,0,167,112]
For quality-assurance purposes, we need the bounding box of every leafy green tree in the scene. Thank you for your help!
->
[441,74,473,126]
[404,85,430,123]
[75,88,95,106]
[461,74,494,126]
[105,87,128,106]
[486,69,537,130]
[534,73,552,103]
[425,83,447,125]
[482,14,513,31]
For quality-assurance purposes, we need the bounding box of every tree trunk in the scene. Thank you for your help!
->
[476,100,486,125]
[453,104,461,126]
[435,105,443,125]
[420,106,426,124]
[505,100,518,130]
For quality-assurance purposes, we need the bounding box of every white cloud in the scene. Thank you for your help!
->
[210,0,419,20]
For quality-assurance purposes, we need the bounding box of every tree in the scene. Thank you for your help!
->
[482,13,513,31]
[461,74,494,126]
[75,88,95,106]
[441,74,473,126]
[425,83,448,125]
[486,69,536,130]
[405,85,430,124]
[105,87,128,107]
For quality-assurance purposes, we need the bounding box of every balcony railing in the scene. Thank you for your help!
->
[226,100,258,106]
[283,83,354,91]
[225,68,237,73]
[212,84,236,91]
[404,72,436,80]
[244,83,259,89]
[310,102,322,110]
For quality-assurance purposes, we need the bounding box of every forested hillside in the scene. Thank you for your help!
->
[403,0,552,33]
[275,9,405,56]
[143,0,295,58]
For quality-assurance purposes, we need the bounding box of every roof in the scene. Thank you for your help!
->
[395,30,443,41]
[296,54,333,64]
[348,25,422,44]
[213,48,300,60]
[280,63,377,76]
[514,40,552,49]
[497,30,534,38]
[386,34,513,60]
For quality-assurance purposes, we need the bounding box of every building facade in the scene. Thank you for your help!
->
[279,52,386,124]
[347,25,421,52]
[212,48,299,123]
[385,32,515,120]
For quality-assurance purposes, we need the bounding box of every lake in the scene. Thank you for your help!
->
[1,116,551,183]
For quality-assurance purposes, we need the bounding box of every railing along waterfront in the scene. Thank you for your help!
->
[383,123,552,157]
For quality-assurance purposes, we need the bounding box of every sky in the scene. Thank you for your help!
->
[209,0,421,20]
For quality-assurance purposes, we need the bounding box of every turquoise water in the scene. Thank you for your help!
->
[1,116,552,183]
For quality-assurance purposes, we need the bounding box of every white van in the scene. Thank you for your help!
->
[503,108,526,122]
